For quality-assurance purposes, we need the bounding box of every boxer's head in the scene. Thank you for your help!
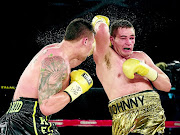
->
[64,18,95,41]
[110,20,135,58]
[64,18,95,60]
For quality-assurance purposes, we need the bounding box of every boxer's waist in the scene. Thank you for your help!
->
[6,97,38,114]
[108,90,161,115]
[6,97,48,118]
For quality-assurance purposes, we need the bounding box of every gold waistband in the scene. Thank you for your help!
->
[108,90,161,116]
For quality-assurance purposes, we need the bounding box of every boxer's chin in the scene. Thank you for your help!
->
[121,49,132,58]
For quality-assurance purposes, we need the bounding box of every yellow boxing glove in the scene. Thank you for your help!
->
[64,69,93,102]
[123,58,158,81]
[92,15,110,29]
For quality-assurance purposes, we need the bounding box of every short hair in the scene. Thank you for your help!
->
[110,19,134,37]
[64,18,95,41]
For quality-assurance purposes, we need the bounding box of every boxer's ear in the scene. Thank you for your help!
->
[82,37,88,46]
[110,36,114,45]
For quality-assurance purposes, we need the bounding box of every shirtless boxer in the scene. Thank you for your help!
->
[91,15,171,135]
[0,18,94,135]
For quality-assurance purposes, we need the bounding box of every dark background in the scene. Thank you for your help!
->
[1,0,179,86]
[0,0,179,134]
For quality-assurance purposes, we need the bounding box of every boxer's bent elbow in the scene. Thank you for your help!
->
[164,82,171,92]
[40,104,52,116]
[97,23,109,35]
[157,81,171,93]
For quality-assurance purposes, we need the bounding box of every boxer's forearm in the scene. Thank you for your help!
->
[40,91,70,116]
[152,73,171,92]
[148,60,171,92]
[39,69,93,116]
[92,15,110,50]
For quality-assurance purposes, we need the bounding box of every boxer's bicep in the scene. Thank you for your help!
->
[38,55,68,105]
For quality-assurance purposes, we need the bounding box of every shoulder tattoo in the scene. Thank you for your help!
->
[38,55,68,104]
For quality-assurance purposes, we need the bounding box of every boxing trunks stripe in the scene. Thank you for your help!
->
[0,97,60,135]
[108,90,166,135]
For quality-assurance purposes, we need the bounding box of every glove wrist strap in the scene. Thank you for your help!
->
[145,68,158,81]
[64,82,83,102]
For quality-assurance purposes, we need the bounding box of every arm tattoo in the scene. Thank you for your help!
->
[38,56,68,105]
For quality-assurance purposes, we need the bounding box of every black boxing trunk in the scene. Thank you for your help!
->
[108,90,166,135]
[0,97,60,135]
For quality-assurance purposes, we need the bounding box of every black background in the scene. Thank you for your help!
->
[1,0,178,87]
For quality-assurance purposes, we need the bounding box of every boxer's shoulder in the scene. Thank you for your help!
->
[130,51,147,62]
[131,51,144,56]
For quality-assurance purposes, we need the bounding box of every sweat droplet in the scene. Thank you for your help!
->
[36,28,65,46]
